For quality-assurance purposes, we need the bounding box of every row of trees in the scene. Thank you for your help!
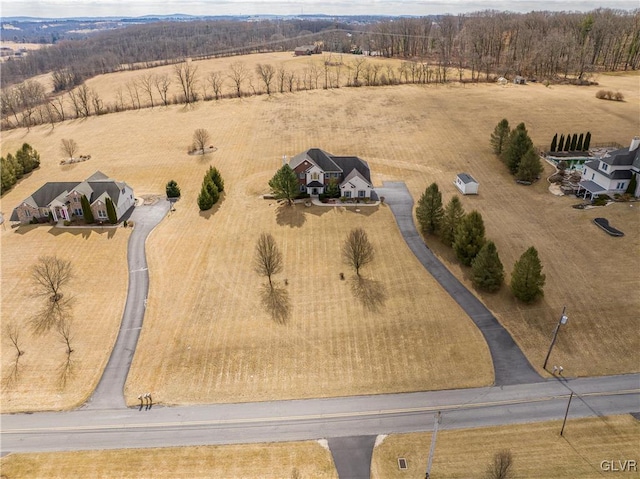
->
[549,132,592,152]
[416,183,545,302]
[491,120,544,183]
[197,166,225,211]
[1,143,41,194]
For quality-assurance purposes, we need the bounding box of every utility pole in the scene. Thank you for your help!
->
[425,411,441,479]
[543,306,568,371]
[560,392,574,436]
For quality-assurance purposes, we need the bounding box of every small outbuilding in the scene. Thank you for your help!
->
[454,173,479,195]
[513,75,526,85]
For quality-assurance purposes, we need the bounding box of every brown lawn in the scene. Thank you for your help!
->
[371,414,640,478]
[1,56,638,410]
[0,440,338,479]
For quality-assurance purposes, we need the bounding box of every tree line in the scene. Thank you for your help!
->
[1,143,41,195]
[416,183,545,302]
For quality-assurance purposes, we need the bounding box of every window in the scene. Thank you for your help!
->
[591,174,595,180]
[98,210,107,218]
[617,182,626,190]
[299,173,305,179]
[344,191,351,198]
[601,163,608,171]
[311,172,319,180]
[324,173,330,179]
[299,185,306,192]
[74,196,80,203]
[24,209,31,217]
[74,208,82,216]
[358,190,366,198]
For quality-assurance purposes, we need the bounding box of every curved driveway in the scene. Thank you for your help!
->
[84,200,170,410]
[376,182,541,385]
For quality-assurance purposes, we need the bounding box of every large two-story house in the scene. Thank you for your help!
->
[289,148,373,199]
[10,171,135,224]
[577,137,640,199]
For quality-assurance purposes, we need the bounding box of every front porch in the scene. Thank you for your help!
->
[576,180,606,200]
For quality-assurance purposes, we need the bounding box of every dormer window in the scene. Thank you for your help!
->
[601,163,608,171]
[311,172,319,180]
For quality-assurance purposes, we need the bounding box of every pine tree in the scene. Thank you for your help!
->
[1,156,16,193]
[197,184,214,211]
[584,131,591,150]
[510,246,546,303]
[515,148,544,182]
[558,134,565,151]
[576,133,584,151]
[570,133,578,151]
[203,175,220,205]
[268,164,299,206]
[439,195,466,247]
[503,127,533,174]
[7,153,23,179]
[165,180,181,198]
[471,241,504,292]
[626,173,637,196]
[550,133,558,152]
[416,183,444,235]
[490,119,511,155]
[453,210,486,266]
[80,195,94,223]
[105,197,117,224]
[207,166,224,193]
[564,133,571,151]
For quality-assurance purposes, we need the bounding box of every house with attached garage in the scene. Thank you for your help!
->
[289,148,373,199]
[577,136,640,199]
[10,171,135,224]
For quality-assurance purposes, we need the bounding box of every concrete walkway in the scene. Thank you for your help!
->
[376,181,541,386]
[84,200,170,409]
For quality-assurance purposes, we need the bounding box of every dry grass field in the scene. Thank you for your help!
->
[1,52,638,410]
[371,414,640,478]
[0,440,338,479]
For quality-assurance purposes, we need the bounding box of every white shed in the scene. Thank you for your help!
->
[454,173,479,195]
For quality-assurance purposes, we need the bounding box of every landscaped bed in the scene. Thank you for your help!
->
[593,217,624,237]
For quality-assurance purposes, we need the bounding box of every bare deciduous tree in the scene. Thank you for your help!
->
[60,139,79,159]
[256,63,276,95]
[32,256,73,303]
[126,80,141,109]
[342,228,375,277]
[208,72,224,100]
[485,450,514,479]
[4,322,24,357]
[254,233,283,288]
[192,128,211,154]
[174,61,199,104]
[138,73,155,108]
[228,62,248,98]
[154,74,171,106]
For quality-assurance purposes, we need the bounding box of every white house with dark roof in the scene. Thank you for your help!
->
[577,137,640,199]
[454,173,479,195]
[10,171,134,224]
[288,148,373,199]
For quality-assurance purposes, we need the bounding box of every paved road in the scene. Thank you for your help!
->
[376,182,541,385]
[2,374,638,454]
[83,200,170,410]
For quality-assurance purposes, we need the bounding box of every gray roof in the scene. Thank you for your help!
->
[457,173,478,184]
[289,149,371,183]
[578,180,606,193]
[585,160,633,180]
[601,145,640,167]
[341,168,372,187]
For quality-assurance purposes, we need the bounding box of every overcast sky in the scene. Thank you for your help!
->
[2,0,636,19]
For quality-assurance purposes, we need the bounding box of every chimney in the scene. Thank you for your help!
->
[282,155,287,165]
[630,136,640,151]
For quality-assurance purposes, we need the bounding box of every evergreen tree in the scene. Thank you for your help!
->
[203,175,220,205]
[558,134,565,151]
[1,156,16,193]
[268,164,299,206]
[471,241,504,292]
[453,210,486,266]
[550,133,558,152]
[416,183,444,235]
[7,153,23,179]
[626,173,637,196]
[490,119,511,155]
[325,179,340,198]
[576,133,584,151]
[584,131,591,150]
[515,148,544,182]
[80,195,94,223]
[105,197,117,224]
[570,133,578,151]
[207,166,224,193]
[15,143,40,174]
[165,180,181,198]
[563,133,571,151]
[503,127,533,174]
[510,246,546,303]
[197,183,214,211]
[439,195,466,247]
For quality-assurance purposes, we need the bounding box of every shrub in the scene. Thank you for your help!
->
[593,195,609,206]
[614,91,624,101]
[295,192,310,199]
[63,220,72,226]
[596,90,608,99]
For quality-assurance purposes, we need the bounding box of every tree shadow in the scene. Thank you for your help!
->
[57,354,77,389]
[30,295,74,335]
[2,356,22,389]
[275,203,306,228]
[198,193,226,220]
[260,283,291,325]
[349,275,387,312]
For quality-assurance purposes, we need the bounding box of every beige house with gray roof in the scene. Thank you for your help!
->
[10,171,134,224]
